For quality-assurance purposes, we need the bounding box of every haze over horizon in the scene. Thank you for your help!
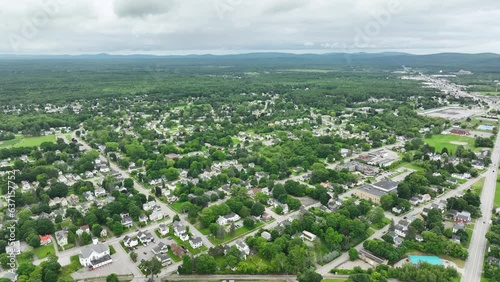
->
[1,0,499,55]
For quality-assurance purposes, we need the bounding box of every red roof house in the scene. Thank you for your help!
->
[39,234,52,245]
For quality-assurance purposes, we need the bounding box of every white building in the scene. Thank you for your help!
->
[123,236,139,248]
[216,213,241,225]
[79,243,112,268]
[189,237,203,249]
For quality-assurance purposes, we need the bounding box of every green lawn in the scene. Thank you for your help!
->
[231,136,241,145]
[323,279,348,282]
[166,249,182,262]
[34,244,55,259]
[170,202,184,213]
[494,172,500,206]
[0,135,56,148]
[423,134,475,153]
[197,225,211,236]
[471,178,485,195]
[208,222,265,245]
[59,255,83,281]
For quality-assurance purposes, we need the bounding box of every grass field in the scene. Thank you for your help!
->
[494,172,500,206]
[423,134,475,153]
[34,244,55,259]
[0,135,56,148]
[471,178,485,195]
[323,279,347,282]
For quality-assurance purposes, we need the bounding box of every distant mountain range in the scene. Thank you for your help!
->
[0,52,499,72]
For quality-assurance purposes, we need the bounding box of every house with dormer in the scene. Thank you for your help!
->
[217,212,241,225]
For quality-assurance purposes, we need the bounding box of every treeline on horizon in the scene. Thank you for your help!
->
[0,52,497,106]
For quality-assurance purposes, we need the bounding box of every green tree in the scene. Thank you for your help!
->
[195,254,217,274]
[123,178,134,189]
[178,255,193,274]
[106,274,119,282]
[130,252,138,262]
[0,253,11,269]
[251,202,265,216]
[297,269,323,282]
[112,222,124,236]
[367,207,385,227]
[139,257,162,278]
[164,167,179,181]
[349,247,359,261]
[229,222,236,236]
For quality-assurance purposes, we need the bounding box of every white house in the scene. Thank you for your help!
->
[301,231,317,241]
[83,191,95,201]
[173,221,186,237]
[392,207,403,214]
[143,200,157,211]
[235,240,250,256]
[121,216,134,228]
[137,231,154,245]
[94,188,106,197]
[149,210,164,221]
[49,197,68,207]
[76,225,90,236]
[152,242,169,254]
[179,232,189,242]
[158,223,169,236]
[123,236,138,248]
[155,253,172,265]
[216,212,241,225]
[55,230,68,246]
[189,237,203,249]
[139,214,149,224]
[79,243,112,268]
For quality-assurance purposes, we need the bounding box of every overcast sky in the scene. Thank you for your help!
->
[0,0,499,55]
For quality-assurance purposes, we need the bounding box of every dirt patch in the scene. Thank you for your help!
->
[450,141,468,146]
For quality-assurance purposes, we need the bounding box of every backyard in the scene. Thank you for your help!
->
[34,244,56,259]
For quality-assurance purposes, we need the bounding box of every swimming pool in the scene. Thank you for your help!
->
[408,255,443,265]
[478,125,494,131]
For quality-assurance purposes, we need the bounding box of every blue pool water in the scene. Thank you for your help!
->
[408,255,443,265]
[478,125,494,131]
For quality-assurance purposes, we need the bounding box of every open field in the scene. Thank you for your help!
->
[471,178,485,195]
[494,172,500,206]
[423,134,475,153]
[0,135,56,148]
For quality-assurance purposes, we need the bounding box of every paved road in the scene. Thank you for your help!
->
[462,131,500,282]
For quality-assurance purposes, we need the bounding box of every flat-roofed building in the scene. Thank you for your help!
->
[355,180,398,204]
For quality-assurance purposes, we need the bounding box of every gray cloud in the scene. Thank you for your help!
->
[0,0,498,54]
[112,0,176,18]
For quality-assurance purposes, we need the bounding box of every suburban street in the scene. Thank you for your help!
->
[72,133,215,249]
[462,130,500,282]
